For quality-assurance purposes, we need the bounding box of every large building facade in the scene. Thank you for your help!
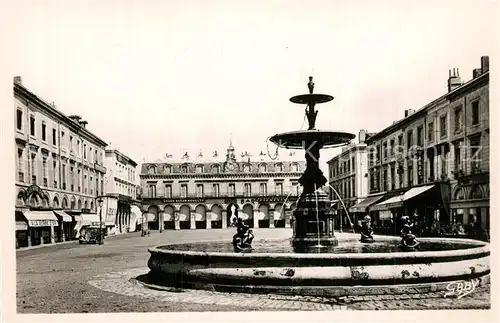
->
[101,148,141,234]
[14,76,108,247]
[140,144,305,230]
[362,56,490,238]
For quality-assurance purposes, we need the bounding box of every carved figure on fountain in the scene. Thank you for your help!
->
[360,215,375,243]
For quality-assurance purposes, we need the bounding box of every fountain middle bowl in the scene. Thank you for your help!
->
[269,130,356,149]
[145,234,490,297]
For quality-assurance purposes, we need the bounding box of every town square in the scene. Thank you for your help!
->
[2,0,497,321]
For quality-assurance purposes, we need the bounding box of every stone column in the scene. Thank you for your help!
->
[206,213,212,229]
[269,210,275,228]
[174,212,180,230]
[253,213,259,228]
[27,227,32,247]
[60,224,66,242]
[285,210,291,228]
[50,225,55,244]
[40,229,44,245]
[222,210,227,228]
[190,211,196,229]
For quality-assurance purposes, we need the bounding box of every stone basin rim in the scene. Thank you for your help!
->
[148,236,489,260]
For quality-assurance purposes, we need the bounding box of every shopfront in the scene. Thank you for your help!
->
[53,210,73,242]
[16,209,59,246]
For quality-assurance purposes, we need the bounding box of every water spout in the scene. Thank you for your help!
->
[313,184,323,248]
[327,183,355,233]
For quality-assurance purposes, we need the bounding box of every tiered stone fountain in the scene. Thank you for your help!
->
[143,78,490,297]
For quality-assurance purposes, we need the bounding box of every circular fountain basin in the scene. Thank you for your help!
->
[269,130,355,149]
[146,235,490,297]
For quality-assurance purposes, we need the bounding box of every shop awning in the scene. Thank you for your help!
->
[349,195,385,213]
[80,213,102,227]
[371,185,435,211]
[16,221,28,231]
[53,210,72,222]
[23,210,59,227]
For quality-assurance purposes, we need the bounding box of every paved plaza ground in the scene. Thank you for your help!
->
[16,228,491,313]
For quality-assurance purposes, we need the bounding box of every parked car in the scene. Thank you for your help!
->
[79,226,106,244]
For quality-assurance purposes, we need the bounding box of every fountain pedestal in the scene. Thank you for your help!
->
[292,188,338,252]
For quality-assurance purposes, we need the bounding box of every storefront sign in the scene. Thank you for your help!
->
[28,220,58,227]
[417,151,424,183]
[163,198,206,203]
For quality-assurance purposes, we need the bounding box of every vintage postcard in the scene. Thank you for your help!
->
[1,1,498,322]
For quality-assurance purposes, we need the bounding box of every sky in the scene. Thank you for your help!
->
[4,0,498,172]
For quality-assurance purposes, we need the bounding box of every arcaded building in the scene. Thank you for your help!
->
[139,143,305,230]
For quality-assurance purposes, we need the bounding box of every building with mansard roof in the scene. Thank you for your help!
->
[139,143,306,230]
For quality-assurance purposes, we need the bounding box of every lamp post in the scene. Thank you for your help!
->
[98,198,104,245]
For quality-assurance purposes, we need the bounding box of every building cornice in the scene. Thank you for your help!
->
[140,172,303,180]
[14,83,108,147]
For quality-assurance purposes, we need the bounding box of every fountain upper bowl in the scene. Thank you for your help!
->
[269,130,356,149]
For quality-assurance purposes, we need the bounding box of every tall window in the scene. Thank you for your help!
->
[390,139,395,156]
[83,174,87,193]
[471,101,480,125]
[427,122,434,143]
[276,183,283,195]
[165,185,172,198]
[455,107,463,132]
[77,169,81,192]
[406,130,413,150]
[398,134,404,154]
[149,184,157,198]
[260,183,267,196]
[417,126,423,146]
[83,144,87,159]
[470,135,481,170]
[441,155,447,177]
[42,157,47,186]
[196,184,204,197]
[454,142,462,171]
[90,176,93,194]
[95,178,99,196]
[390,164,396,190]
[52,128,57,145]
[383,142,388,158]
[181,184,188,197]
[351,157,355,171]
[17,149,24,182]
[229,184,235,196]
[30,116,35,136]
[53,161,57,188]
[16,110,22,131]
[244,183,252,196]
[41,122,47,141]
[382,167,388,192]
[30,154,36,184]
[69,136,73,153]
[440,114,447,138]
[213,184,220,197]
[408,162,414,187]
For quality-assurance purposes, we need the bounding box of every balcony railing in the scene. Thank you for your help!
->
[143,191,300,200]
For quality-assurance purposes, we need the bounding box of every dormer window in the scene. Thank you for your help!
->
[148,165,157,174]
[291,163,299,172]
[275,163,284,172]
[181,165,188,173]
[259,163,267,172]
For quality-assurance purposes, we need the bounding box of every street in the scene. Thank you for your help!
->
[16,228,490,313]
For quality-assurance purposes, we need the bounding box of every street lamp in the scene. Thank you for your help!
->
[98,198,104,245]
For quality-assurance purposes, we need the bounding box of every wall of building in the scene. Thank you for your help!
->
[14,79,107,213]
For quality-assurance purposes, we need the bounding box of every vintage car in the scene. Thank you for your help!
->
[79,226,106,244]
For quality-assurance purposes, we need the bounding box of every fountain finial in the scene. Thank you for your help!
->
[307,76,314,94]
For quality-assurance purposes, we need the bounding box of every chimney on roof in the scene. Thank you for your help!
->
[404,109,415,118]
[473,68,482,79]
[358,129,367,143]
[68,115,82,123]
[481,56,489,73]
[79,120,88,128]
[13,76,22,84]
[447,68,462,92]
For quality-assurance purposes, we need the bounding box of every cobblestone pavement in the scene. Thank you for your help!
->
[16,228,491,313]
